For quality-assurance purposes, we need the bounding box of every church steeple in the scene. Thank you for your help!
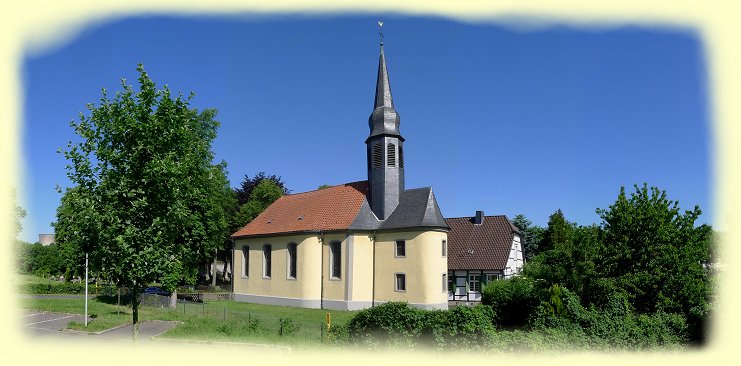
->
[366,35,405,220]
[367,44,402,142]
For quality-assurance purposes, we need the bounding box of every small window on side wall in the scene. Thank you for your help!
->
[395,273,406,292]
[442,240,447,257]
[395,240,406,257]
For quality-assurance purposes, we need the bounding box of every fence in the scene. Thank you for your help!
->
[176,301,333,341]
[177,292,233,302]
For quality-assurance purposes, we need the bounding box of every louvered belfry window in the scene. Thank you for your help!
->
[373,144,383,168]
[387,143,396,167]
[399,145,404,168]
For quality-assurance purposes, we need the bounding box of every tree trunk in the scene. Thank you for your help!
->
[204,262,210,283]
[132,287,140,342]
[169,289,177,309]
[221,256,229,283]
[117,288,121,315]
[211,249,217,287]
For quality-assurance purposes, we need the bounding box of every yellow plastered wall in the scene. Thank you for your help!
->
[349,233,374,302]
[233,234,321,300]
[373,230,448,305]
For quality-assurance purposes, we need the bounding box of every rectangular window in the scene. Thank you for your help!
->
[395,273,406,292]
[442,240,447,257]
[287,243,297,279]
[330,241,341,279]
[263,244,272,278]
[442,274,447,292]
[485,274,497,283]
[242,246,249,277]
[469,274,480,292]
[395,240,406,257]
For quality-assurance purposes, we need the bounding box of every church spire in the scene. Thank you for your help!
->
[366,26,405,220]
[373,44,394,110]
[367,41,402,142]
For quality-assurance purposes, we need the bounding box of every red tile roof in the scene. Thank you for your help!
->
[446,215,518,270]
[231,181,368,238]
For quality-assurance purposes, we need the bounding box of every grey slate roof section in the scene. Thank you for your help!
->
[349,187,449,231]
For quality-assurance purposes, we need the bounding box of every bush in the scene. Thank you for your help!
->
[346,302,496,350]
[279,317,300,336]
[481,276,540,327]
[20,282,116,295]
[530,289,688,350]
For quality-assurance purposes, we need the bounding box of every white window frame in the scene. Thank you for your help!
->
[287,243,297,280]
[442,273,447,292]
[442,240,447,257]
[241,246,249,278]
[395,240,406,257]
[330,241,341,280]
[262,244,272,279]
[469,274,480,293]
[395,273,406,292]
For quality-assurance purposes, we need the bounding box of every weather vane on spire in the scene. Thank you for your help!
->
[378,20,384,45]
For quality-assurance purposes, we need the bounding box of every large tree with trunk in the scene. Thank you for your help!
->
[57,64,228,338]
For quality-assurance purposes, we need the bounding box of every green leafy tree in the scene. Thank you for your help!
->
[235,179,284,225]
[12,189,27,240]
[234,172,289,206]
[595,183,712,344]
[53,186,99,281]
[538,209,574,253]
[57,64,228,338]
[511,214,544,260]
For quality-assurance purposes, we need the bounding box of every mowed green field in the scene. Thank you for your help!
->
[19,296,357,348]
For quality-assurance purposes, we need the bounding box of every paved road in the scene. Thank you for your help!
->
[19,309,291,353]
[20,309,179,342]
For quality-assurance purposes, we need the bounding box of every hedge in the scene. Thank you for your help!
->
[20,282,117,295]
[346,302,496,350]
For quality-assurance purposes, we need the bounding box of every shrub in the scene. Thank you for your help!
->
[481,276,539,327]
[20,282,117,295]
[346,302,496,350]
[279,317,299,336]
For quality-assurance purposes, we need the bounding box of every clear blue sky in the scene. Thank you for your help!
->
[19,14,711,243]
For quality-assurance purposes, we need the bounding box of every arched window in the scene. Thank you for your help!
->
[373,144,383,168]
[242,246,249,277]
[387,143,396,167]
[287,243,297,279]
[263,244,272,278]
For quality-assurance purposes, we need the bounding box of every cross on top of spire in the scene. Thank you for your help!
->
[378,21,384,45]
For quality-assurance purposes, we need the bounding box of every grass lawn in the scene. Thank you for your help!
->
[14,274,59,286]
[19,296,357,348]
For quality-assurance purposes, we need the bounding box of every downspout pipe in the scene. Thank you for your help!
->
[371,230,376,307]
[320,231,324,310]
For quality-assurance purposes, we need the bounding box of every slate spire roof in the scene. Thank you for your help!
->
[368,44,402,141]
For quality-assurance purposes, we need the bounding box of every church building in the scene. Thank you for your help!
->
[231,41,449,310]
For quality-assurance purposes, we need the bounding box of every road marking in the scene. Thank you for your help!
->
[25,315,75,326]
[20,312,45,318]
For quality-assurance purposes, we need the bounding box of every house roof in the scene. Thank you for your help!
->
[231,181,448,238]
[231,181,369,238]
[446,215,519,271]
